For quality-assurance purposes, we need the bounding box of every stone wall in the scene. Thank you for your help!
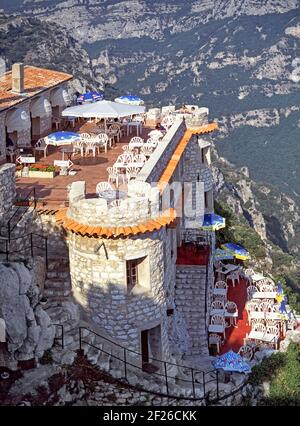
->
[137,120,187,184]
[67,228,173,363]
[0,163,16,221]
[68,182,160,228]
[175,265,209,356]
[0,112,6,163]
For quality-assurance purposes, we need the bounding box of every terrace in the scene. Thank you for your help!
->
[15,121,156,209]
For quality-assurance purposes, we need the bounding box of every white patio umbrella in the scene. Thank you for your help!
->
[62,100,145,131]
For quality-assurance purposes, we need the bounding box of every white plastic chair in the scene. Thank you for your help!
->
[96,181,113,196]
[227,272,239,287]
[238,345,253,361]
[215,281,227,289]
[141,145,154,157]
[85,141,97,157]
[34,138,48,158]
[133,154,146,164]
[247,285,258,300]
[146,138,158,148]
[115,153,134,165]
[122,145,134,154]
[129,136,144,147]
[107,166,125,187]
[210,315,225,326]
[211,300,224,310]
[73,140,85,157]
[126,166,140,182]
[95,134,108,153]
[80,132,91,141]
[209,334,222,354]
[109,124,122,141]
[225,301,237,313]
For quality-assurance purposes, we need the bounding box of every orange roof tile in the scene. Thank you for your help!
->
[0,65,72,112]
[53,208,176,238]
[158,123,218,192]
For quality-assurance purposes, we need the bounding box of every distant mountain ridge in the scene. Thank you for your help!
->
[0,4,299,271]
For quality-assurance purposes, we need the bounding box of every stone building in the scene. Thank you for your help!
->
[0,63,72,163]
[52,119,218,367]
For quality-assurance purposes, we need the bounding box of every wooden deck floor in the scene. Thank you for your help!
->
[16,122,154,209]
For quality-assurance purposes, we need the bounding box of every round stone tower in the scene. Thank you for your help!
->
[56,180,176,363]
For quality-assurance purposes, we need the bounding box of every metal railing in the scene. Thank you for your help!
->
[78,326,220,401]
[2,188,37,242]
[53,324,64,349]
[0,232,48,269]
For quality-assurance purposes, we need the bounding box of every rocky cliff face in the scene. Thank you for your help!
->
[0,261,55,363]
[212,147,300,262]
[0,14,104,93]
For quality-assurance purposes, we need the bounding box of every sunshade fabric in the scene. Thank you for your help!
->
[62,100,145,118]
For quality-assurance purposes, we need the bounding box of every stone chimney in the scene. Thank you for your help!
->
[11,63,24,93]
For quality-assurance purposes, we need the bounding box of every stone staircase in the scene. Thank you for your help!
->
[175,265,209,356]
[43,256,72,302]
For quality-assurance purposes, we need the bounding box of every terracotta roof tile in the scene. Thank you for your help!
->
[54,208,176,238]
[157,124,217,192]
[0,65,72,112]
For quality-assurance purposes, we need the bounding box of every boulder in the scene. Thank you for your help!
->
[0,262,55,361]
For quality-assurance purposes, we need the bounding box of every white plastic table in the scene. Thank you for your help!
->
[212,288,227,297]
[250,273,266,282]
[113,162,144,170]
[249,311,284,321]
[215,264,239,281]
[210,308,238,326]
[208,324,226,339]
[127,121,143,136]
[250,292,277,300]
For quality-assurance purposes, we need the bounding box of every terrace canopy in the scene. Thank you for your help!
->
[62,100,145,119]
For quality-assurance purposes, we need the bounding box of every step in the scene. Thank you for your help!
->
[43,289,72,298]
[44,279,71,289]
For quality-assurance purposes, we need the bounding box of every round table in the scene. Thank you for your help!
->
[60,147,74,160]
[98,189,127,203]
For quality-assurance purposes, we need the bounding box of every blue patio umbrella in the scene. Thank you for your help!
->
[77,91,104,103]
[277,281,283,294]
[221,243,250,261]
[200,213,226,231]
[47,131,80,146]
[114,95,144,106]
[214,248,234,261]
[213,350,251,373]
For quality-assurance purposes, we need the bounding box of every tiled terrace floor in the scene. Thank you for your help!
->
[16,122,155,209]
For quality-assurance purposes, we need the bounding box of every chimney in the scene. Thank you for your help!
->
[11,63,24,93]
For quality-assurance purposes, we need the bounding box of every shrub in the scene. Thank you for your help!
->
[248,352,286,386]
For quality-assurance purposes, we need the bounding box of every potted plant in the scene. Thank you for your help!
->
[28,165,57,178]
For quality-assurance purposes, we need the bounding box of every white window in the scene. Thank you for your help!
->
[126,256,150,295]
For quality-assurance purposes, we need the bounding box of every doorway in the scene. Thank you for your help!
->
[31,116,41,139]
[141,324,162,372]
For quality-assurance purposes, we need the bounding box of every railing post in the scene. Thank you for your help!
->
[164,362,169,395]
[33,187,37,209]
[8,221,11,243]
[191,368,196,398]
[30,233,34,258]
[61,325,64,350]
[45,237,48,270]
[124,348,127,380]
[216,370,219,400]
[203,371,206,397]
[79,327,82,351]
[6,240,9,262]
